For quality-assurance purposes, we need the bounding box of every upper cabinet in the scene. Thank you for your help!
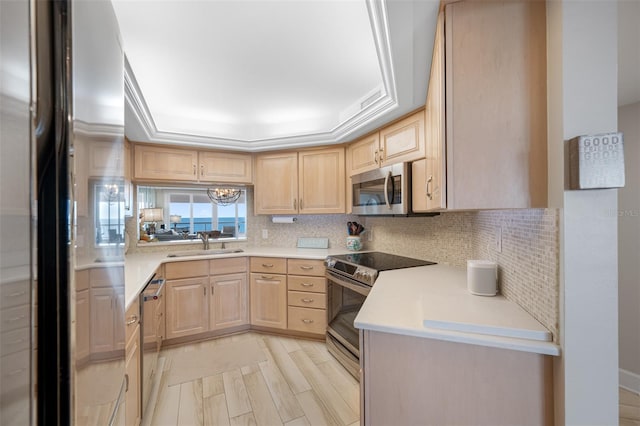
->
[418,1,547,212]
[254,147,346,215]
[346,110,426,176]
[133,144,253,184]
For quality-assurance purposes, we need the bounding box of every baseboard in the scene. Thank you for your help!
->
[620,368,640,394]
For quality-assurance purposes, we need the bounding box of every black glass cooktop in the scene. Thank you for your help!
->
[330,252,435,271]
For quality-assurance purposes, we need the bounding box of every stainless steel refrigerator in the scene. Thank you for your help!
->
[1,0,126,424]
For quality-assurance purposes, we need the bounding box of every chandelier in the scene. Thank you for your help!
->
[207,187,241,206]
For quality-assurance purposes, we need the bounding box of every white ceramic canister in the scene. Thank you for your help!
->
[346,236,362,251]
[467,260,498,296]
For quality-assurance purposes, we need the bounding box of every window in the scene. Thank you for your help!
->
[137,186,247,241]
[93,180,125,245]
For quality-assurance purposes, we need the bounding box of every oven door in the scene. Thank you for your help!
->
[326,271,370,379]
[351,162,409,215]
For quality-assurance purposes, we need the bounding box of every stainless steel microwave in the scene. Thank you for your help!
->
[351,162,410,215]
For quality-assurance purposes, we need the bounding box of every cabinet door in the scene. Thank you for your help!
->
[125,323,141,426]
[210,273,248,330]
[88,140,124,177]
[347,133,380,175]
[250,273,287,329]
[254,152,298,214]
[90,287,115,353]
[76,289,90,360]
[199,151,253,183]
[298,147,346,214]
[114,288,126,350]
[165,277,209,339]
[134,144,198,182]
[379,110,425,166]
[416,10,447,212]
[445,0,547,209]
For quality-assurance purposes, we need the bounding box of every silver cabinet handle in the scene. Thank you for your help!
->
[300,282,314,287]
[301,319,314,324]
[426,175,433,200]
[193,164,196,175]
[300,199,303,210]
[261,263,274,268]
[261,275,274,280]
[379,147,384,164]
[300,265,314,270]
[200,164,204,176]
[204,286,206,296]
[374,149,379,165]
[126,315,138,326]
[293,199,297,210]
[301,298,314,303]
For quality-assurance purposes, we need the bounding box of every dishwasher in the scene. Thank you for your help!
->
[140,273,165,420]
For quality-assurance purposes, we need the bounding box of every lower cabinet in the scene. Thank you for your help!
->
[165,277,209,339]
[125,300,141,426]
[250,273,287,329]
[76,289,90,361]
[210,273,248,330]
[89,286,125,353]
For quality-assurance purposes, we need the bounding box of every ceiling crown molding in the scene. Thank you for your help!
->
[124,0,399,152]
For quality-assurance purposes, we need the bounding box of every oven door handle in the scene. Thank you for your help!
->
[325,272,371,296]
[383,170,392,209]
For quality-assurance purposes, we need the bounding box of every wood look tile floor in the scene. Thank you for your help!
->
[147,332,359,426]
[621,387,640,426]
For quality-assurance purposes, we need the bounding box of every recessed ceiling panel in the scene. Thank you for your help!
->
[112,0,384,143]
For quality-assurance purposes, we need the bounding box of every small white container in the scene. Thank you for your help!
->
[467,260,498,296]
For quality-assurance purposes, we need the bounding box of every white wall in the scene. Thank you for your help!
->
[618,101,640,391]
[548,1,620,424]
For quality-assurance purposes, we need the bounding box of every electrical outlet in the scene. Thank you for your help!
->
[262,229,268,239]
[495,226,502,253]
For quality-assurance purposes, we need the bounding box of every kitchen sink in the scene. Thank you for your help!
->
[167,249,244,258]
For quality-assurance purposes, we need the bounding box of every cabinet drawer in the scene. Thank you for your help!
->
[90,267,125,288]
[287,259,325,277]
[250,257,287,274]
[1,304,29,333]
[165,260,209,279]
[287,306,326,335]
[0,349,30,396]
[0,327,30,357]
[287,275,326,293]
[76,270,89,292]
[210,257,247,275]
[0,279,30,309]
[288,291,326,309]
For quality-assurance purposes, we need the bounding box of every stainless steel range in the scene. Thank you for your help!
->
[324,252,436,378]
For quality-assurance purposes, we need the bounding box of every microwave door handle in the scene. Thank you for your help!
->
[383,171,392,209]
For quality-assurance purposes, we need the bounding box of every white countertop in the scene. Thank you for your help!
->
[124,247,348,308]
[354,264,561,356]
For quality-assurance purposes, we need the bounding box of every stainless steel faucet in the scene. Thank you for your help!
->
[198,232,209,250]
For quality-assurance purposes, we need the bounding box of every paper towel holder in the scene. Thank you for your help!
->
[272,216,297,224]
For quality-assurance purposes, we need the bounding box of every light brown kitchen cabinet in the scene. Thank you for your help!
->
[441,0,547,209]
[286,259,327,336]
[210,254,248,330]
[254,147,346,215]
[165,276,209,339]
[134,144,198,182]
[360,330,553,425]
[75,289,90,361]
[250,273,287,330]
[88,140,124,177]
[89,267,125,354]
[124,299,141,426]
[254,152,298,214]
[346,110,425,177]
[199,151,252,183]
[413,11,446,213]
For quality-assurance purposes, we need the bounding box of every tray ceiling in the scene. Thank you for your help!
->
[112,0,440,151]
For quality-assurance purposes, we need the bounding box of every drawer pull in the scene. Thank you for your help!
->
[7,315,26,323]
[126,315,138,326]
[261,263,274,268]
[301,319,314,324]
[300,282,314,287]
[8,368,27,377]
[301,298,314,303]
[299,266,314,270]
[261,275,274,280]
